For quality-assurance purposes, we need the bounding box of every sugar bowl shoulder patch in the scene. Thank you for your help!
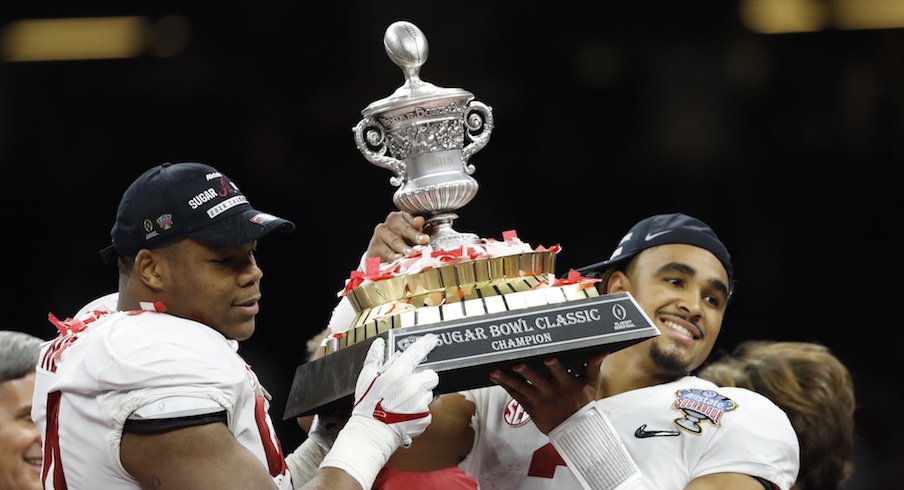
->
[672,389,738,434]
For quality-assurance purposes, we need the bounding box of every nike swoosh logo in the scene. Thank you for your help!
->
[644,230,672,241]
[634,424,680,438]
[373,400,430,424]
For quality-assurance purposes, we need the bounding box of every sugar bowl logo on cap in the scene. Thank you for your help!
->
[100,162,294,262]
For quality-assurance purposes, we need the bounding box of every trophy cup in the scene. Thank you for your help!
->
[283,22,659,419]
[352,21,493,249]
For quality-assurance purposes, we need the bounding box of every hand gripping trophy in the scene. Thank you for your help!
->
[353,21,493,250]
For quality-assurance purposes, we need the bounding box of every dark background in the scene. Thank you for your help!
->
[3,1,899,487]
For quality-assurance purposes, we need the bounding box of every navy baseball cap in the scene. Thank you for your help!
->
[100,162,295,262]
[576,213,733,283]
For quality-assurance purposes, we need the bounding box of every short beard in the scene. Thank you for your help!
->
[649,340,692,377]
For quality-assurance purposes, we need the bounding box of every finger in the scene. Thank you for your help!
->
[395,334,439,368]
[387,211,422,231]
[410,215,427,236]
[489,368,536,399]
[513,363,552,393]
[400,434,413,448]
[387,212,429,246]
[380,371,436,412]
[367,225,403,262]
[412,368,439,391]
[543,358,578,388]
[380,227,417,256]
[491,373,534,411]
[584,351,608,386]
[396,388,434,413]
[385,210,413,226]
[370,225,407,256]
[377,242,403,263]
[361,338,386,374]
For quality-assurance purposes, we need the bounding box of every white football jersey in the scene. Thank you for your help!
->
[32,305,292,489]
[459,376,799,490]
[73,291,118,317]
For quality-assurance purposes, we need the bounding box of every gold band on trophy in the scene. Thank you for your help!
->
[319,280,603,356]
[345,251,556,311]
[319,251,566,356]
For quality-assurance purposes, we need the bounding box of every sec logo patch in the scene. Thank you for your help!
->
[504,398,532,427]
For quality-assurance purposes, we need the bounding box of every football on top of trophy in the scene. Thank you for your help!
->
[383,21,428,72]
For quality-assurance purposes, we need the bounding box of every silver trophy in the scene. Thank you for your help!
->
[282,22,661,419]
[353,21,494,250]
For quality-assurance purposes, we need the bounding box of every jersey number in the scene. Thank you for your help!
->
[254,395,288,478]
[528,443,566,479]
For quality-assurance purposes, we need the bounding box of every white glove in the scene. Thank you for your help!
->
[319,334,439,489]
[352,333,439,447]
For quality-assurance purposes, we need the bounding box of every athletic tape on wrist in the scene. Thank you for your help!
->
[548,402,644,490]
[319,415,399,490]
[284,438,329,488]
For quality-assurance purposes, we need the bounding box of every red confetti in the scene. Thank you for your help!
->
[551,269,602,287]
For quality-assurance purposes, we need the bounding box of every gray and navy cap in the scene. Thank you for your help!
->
[576,213,733,283]
[100,162,294,262]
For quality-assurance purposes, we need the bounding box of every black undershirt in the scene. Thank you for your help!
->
[123,411,228,434]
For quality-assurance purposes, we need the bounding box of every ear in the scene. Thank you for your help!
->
[606,270,630,294]
[134,249,167,291]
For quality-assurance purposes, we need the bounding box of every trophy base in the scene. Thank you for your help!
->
[425,212,480,250]
[283,291,659,419]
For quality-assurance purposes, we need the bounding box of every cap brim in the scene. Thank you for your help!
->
[99,244,118,263]
[188,209,295,248]
[575,253,636,275]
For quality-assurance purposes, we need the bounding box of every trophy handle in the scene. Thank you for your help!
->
[353,117,406,187]
[460,100,494,175]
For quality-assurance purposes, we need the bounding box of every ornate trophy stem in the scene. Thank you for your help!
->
[424,213,480,249]
[353,21,493,250]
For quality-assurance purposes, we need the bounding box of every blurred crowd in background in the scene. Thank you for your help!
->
[2,2,900,486]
